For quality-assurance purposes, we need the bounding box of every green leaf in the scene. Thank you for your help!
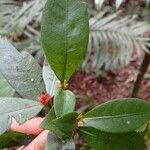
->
[136,123,148,132]
[0,131,25,149]
[40,107,66,138]
[83,98,150,133]
[0,97,43,134]
[54,90,76,117]
[52,112,78,136]
[41,0,89,82]
[0,38,46,101]
[0,73,14,97]
[46,131,75,150]
[78,127,146,150]
[144,122,150,145]
[42,62,58,96]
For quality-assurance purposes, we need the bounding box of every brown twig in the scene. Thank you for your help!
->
[132,51,150,97]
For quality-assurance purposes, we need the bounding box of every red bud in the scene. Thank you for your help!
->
[38,93,52,106]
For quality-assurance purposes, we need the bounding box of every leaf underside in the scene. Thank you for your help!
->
[0,97,43,134]
[0,38,46,101]
[46,131,75,150]
[42,63,58,96]
[54,90,76,118]
[0,73,14,97]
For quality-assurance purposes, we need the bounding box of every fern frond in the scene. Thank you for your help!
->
[0,0,20,35]
[95,0,150,9]
[0,0,45,55]
[0,0,46,37]
[82,11,150,74]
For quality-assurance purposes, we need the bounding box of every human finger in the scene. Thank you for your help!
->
[10,117,44,135]
[21,130,48,150]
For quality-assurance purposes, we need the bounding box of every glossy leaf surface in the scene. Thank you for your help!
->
[40,107,67,138]
[78,127,146,150]
[83,98,150,133]
[52,112,78,136]
[41,0,89,82]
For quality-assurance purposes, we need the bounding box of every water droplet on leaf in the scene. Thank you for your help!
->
[127,121,130,125]
[31,78,35,82]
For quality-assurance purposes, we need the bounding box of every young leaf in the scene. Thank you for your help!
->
[52,112,78,136]
[42,63,58,96]
[46,131,75,150]
[54,90,76,117]
[0,73,14,97]
[0,97,43,134]
[83,98,150,133]
[0,38,46,101]
[78,127,146,150]
[41,0,89,82]
[40,107,66,138]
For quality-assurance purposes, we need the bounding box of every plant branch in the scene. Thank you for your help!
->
[132,50,150,97]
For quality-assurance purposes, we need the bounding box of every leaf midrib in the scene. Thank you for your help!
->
[62,0,68,82]
[84,112,150,120]
[0,103,42,115]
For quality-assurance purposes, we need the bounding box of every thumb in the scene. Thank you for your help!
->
[21,130,48,150]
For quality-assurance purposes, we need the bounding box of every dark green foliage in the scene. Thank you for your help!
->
[79,127,146,150]
[40,107,66,138]
[41,0,89,82]
[0,131,25,149]
[52,112,78,136]
[83,98,150,133]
